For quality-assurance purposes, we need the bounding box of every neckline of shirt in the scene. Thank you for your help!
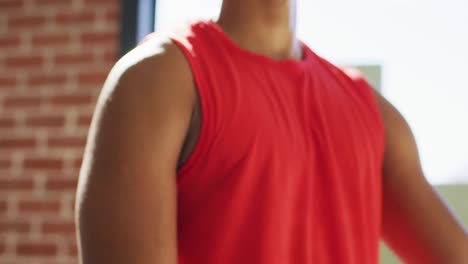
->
[202,20,315,71]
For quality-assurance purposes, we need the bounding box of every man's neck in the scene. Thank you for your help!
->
[217,0,301,61]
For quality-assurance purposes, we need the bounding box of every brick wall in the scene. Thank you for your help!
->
[0,0,120,263]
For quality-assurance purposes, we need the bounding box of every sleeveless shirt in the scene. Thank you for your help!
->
[142,20,385,264]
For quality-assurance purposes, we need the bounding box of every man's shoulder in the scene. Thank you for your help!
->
[116,34,192,85]
[99,34,195,109]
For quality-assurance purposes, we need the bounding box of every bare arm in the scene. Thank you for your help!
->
[75,38,195,264]
[374,91,468,263]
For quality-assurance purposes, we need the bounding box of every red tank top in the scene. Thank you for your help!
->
[144,21,385,264]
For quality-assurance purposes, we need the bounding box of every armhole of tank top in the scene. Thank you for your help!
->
[352,70,386,161]
[169,35,213,185]
[340,66,386,159]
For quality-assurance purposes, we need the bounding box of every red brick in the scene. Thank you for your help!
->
[102,50,117,64]
[54,52,95,66]
[73,157,83,169]
[4,96,42,108]
[0,159,12,169]
[45,178,77,191]
[50,94,93,106]
[0,117,15,128]
[8,15,47,29]
[105,9,120,22]
[42,220,75,234]
[17,242,58,256]
[0,0,25,10]
[48,136,86,148]
[80,31,118,45]
[0,35,21,48]
[0,138,36,149]
[46,260,80,264]
[68,242,78,256]
[55,12,96,24]
[18,199,61,213]
[0,200,7,213]
[6,55,44,68]
[34,0,73,6]
[0,242,5,254]
[32,34,71,47]
[25,115,65,128]
[0,178,35,191]
[0,76,17,89]
[84,0,118,4]
[28,73,67,86]
[78,115,92,127]
[0,220,31,233]
[24,158,63,170]
[78,72,108,85]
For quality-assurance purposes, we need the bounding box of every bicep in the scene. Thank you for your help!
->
[374,92,468,263]
[76,43,195,264]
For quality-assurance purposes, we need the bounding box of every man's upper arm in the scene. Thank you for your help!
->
[373,91,468,263]
[76,38,195,264]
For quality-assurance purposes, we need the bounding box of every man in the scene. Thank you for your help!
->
[75,0,468,263]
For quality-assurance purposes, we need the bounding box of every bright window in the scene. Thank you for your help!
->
[155,0,468,185]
